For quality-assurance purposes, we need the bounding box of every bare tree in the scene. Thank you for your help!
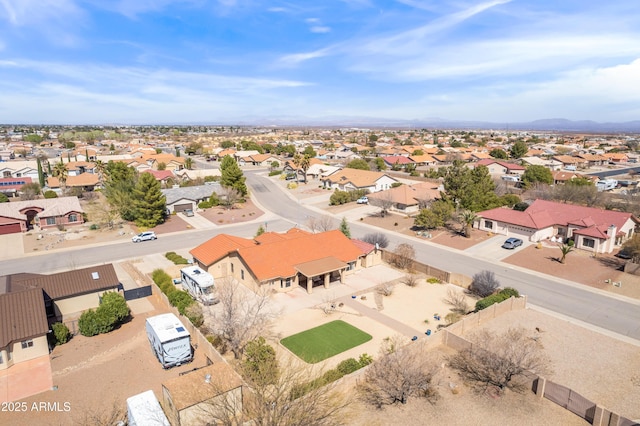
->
[72,400,126,426]
[306,215,335,233]
[449,327,551,393]
[359,337,438,407]
[376,282,394,296]
[401,274,419,287]
[361,232,389,248]
[371,191,394,217]
[442,288,469,314]
[200,358,352,426]
[469,270,499,297]
[390,243,416,270]
[220,186,242,210]
[211,278,279,359]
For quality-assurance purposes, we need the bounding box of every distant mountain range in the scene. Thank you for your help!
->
[225,116,640,132]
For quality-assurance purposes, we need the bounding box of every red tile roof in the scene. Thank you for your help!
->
[351,239,375,254]
[479,199,636,237]
[476,159,526,171]
[190,234,257,266]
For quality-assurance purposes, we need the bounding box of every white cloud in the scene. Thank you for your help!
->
[0,0,82,26]
[279,47,333,66]
[310,26,331,33]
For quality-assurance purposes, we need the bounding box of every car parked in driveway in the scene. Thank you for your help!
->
[356,196,369,204]
[182,209,194,217]
[501,237,523,249]
[132,231,157,243]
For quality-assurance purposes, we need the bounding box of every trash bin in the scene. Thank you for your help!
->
[411,336,418,341]
[426,329,431,336]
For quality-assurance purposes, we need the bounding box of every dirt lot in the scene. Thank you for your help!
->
[0,296,209,426]
[198,199,264,225]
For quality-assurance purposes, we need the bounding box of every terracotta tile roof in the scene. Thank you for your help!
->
[295,257,347,277]
[190,234,256,266]
[382,156,413,165]
[145,170,175,180]
[351,239,375,254]
[368,181,440,206]
[476,159,526,171]
[409,154,435,163]
[238,230,363,281]
[0,197,83,220]
[322,168,394,188]
[553,155,586,164]
[162,363,243,411]
[47,173,99,188]
[0,288,49,347]
[478,199,636,236]
[10,264,120,300]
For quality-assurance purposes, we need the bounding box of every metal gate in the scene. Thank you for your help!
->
[123,285,153,301]
[544,380,596,423]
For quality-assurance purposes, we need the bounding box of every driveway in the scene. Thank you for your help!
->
[177,211,217,230]
[464,234,530,261]
[0,233,24,260]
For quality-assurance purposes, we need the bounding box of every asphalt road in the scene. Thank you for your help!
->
[2,166,639,341]
[587,166,640,179]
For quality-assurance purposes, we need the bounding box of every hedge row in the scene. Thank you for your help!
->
[329,189,368,206]
[165,251,189,265]
[475,287,520,311]
[151,268,203,327]
[198,193,220,209]
[78,292,130,337]
[291,353,373,399]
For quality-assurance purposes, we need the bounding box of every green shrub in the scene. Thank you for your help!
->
[336,358,360,376]
[165,252,189,265]
[321,369,344,384]
[168,290,194,315]
[475,293,511,311]
[100,292,130,325]
[89,224,99,230]
[78,309,101,337]
[358,353,373,367]
[269,170,282,176]
[52,322,70,345]
[426,277,441,284]
[43,190,58,199]
[198,201,212,209]
[499,287,520,298]
[329,189,368,206]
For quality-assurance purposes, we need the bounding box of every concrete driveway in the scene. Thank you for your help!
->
[0,233,24,260]
[464,234,530,261]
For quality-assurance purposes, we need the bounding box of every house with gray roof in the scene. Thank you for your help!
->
[162,183,224,213]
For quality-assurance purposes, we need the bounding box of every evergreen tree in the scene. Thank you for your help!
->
[510,140,528,159]
[36,157,45,187]
[132,172,166,228]
[220,155,247,196]
[521,165,553,188]
[339,217,351,238]
[104,162,137,221]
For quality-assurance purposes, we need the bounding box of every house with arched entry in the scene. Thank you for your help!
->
[190,228,381,294]
[0,197,84,235]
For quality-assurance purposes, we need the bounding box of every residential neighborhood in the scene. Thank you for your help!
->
[0,125,639,426]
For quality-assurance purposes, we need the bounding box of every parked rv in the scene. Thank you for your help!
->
[180,265,218,305]
[596,179,618,192]
[146,313,193,369]
[126,390,170,426]
[501,175,520,182]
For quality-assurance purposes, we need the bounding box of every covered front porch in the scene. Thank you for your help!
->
[295,256,347,294]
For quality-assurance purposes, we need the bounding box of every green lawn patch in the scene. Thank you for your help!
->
[280,320,372,363]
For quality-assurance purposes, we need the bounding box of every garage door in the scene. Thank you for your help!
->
[0,223,22,235]
[506,225,533,239]
[173,203,193,212]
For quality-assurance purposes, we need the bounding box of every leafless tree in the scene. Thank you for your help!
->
[390,243,415,270]
[371,191,395,217]
[210,278,279,359]
[401,274,419,287]
[469,270,499,297]
[376,282,394,296]
[361,232,389,248]
[449,327,552,393]
[359,337,438,407]
[442,288,469,314]
[306,215,335,233]
[220,186,242,210]
[200,358,352,426]
[72,400,126,426]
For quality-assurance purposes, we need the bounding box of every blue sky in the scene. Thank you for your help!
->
[1,0,639,124]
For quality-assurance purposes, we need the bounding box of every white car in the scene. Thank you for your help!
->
[356,196,369,204]
[132,231,157,243]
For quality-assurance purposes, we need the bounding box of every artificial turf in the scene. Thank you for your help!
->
[280,320,372,363]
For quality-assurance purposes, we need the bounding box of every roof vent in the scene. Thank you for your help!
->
[205,374,211,384]
[91,272,99,280]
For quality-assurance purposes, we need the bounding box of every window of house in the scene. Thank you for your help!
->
[0,352,3,364]
[484,220,493,229]
[583,238,595,248]
[285,278,291,287]
[21,340,34,349]
[241,270,245,280]
[46,217,56,225]
[2,171,10,177]
[69,214,78,222]
[230,263,234,273]
[347,262,356,271]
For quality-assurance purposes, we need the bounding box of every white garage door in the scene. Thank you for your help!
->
[506,225,534,240]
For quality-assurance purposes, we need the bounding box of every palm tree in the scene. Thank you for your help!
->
[300,154,311,184]
[184,157,194,170]
[458,209,478,238]
[53,161,68,194]
[291,153,302,183]
[558,243,575,264]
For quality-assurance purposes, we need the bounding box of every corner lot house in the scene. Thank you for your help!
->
[162,183,223,213]
[0,197,84,234]
[476,199,638,254]
[321,168,397,193]
[190,229,381,294]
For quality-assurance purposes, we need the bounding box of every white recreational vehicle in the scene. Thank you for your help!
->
[146,313,193,369]
[596,179,618,192]
[126,390,170,426]
[180,265,218,305]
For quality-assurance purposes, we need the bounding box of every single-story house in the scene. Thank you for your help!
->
[190,229,381,294]
[304,163,342,180]
[475,199,638,254]
[521,156,563,171]
[382,156,414,169]
[367,182,442,214]
[239,153,279,167]
[321,169,398,193]
[576,153,608,167]
[474,159,526,176]
[146,170,176,187]
[47,173,100,192]
[162,183,223,213]
[0,197,84,234]
[2,264,122,321]
[553,155,588,169]
[162,363,243,426]
[173,169,222,183]
[0,161,39,180]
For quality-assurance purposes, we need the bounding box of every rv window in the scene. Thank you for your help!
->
[176,327,185,332]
